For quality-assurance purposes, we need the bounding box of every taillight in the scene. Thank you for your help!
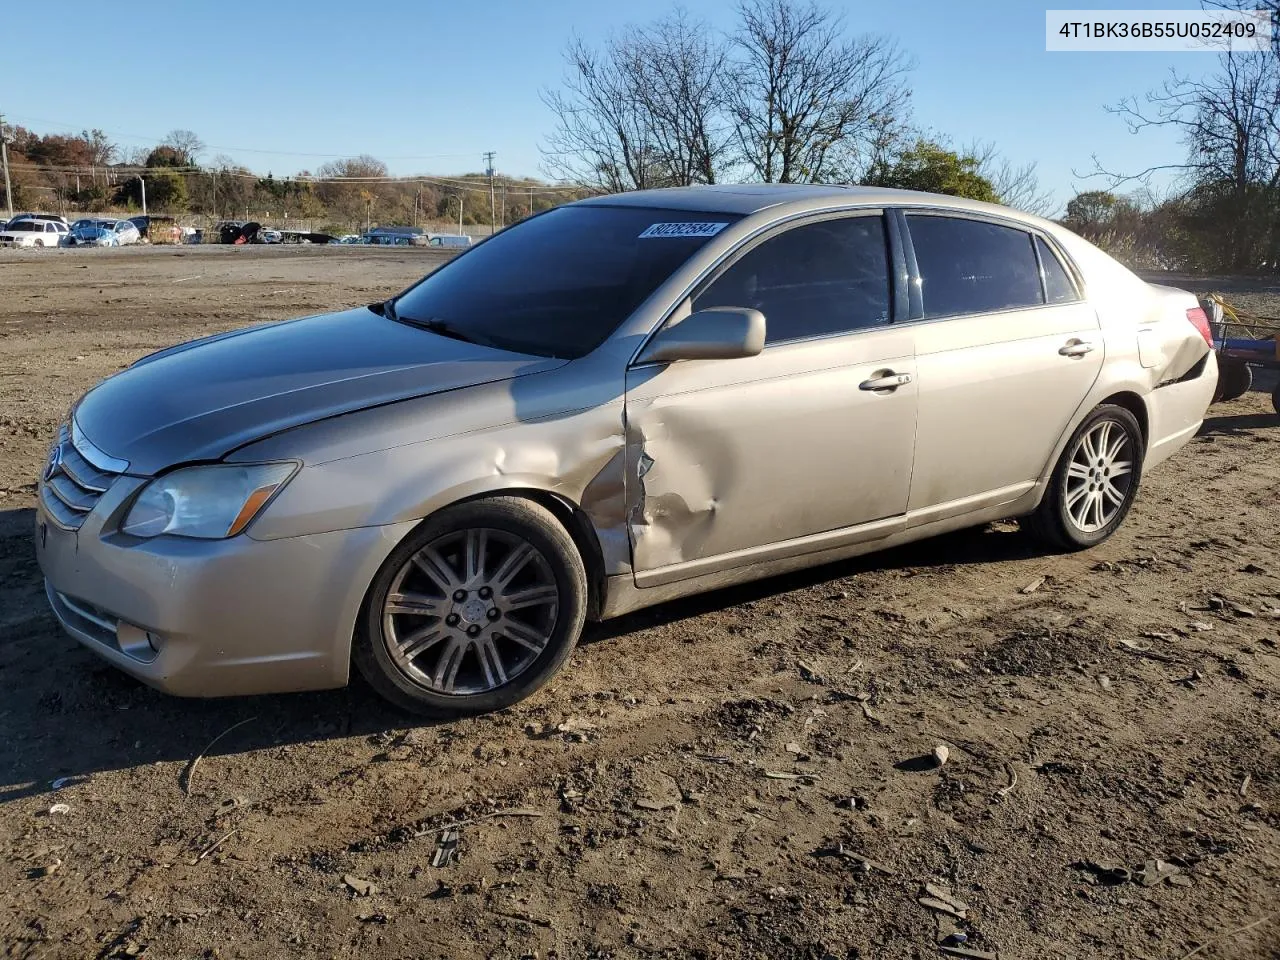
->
[1186,307,1214,347]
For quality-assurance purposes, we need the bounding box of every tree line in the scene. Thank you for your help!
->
[0,128,580,232]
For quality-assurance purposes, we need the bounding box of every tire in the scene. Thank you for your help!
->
[1272,381,1280,417]
[353,496,587,716]
[1213,357,1252,403]
[1025,404,1145,551]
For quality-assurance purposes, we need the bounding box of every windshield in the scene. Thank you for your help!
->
[8,222,39,232]
[392,205,740,358]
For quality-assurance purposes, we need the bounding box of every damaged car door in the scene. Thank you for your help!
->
[624,212,918,587]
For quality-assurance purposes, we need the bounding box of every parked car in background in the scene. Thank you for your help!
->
[61,218,141,247]
[35,185,1218,716]
[259,229,283,244]
[0,218,69,247]
[427,234,472,249]
[10,212,70,228]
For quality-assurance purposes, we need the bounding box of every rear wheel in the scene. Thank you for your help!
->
[1025,404,1144,551]
[353,497,587,716]
[1272,381,1280,417]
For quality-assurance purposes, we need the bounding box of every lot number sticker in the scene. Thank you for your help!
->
[638,222,730,239]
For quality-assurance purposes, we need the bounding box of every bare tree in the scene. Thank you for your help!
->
[542,20,728,193]
[1100,54,1280,189]
[1205,0,1279,58]
[625,10,732,185]
[542,35,662,191]
[80,129,115,185]
[163,129,205,166]
[725,0,912,183]
[1089,46,1280,269]
[966,141,1057,217]
[119,145,150,167]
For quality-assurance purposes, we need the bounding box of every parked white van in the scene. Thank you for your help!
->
[426,233,472,249]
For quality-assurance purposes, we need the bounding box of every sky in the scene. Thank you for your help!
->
[4,0,1227,214]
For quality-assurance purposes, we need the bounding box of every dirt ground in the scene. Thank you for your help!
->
[0,246,1277,960]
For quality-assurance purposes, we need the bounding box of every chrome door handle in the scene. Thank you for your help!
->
[1059,340,1094,357]
[859,372,913,392]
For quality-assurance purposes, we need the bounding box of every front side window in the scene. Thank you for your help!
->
[693,215,891,344]
[907,215,1043,319]
[393,206,740,358]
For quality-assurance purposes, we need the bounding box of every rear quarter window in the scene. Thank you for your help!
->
[1036,236,1079,303]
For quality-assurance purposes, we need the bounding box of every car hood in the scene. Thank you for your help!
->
[74,306,565,475]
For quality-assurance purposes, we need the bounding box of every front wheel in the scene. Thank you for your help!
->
[353,497,587,716]
[1025,404,1144,551]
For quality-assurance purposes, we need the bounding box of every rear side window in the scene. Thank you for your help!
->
[907,215,1043,319]
[694,215,890,344]
[1036,236,1079,303]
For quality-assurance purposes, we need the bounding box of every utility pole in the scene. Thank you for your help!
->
[0,113,13,220]
[140,176,147,218]
[500,182,506,228]
[483,151,496,235]
[456,194,463,236]
[528,186,533,219]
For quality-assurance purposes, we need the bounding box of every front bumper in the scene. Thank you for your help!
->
[35,475,415,698]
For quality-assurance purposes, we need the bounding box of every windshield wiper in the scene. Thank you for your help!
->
[404,316,483,344]
[372,298,523,352]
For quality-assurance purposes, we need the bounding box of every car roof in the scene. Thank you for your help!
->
[574,183,1057,230]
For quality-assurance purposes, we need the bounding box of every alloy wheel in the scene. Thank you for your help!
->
[381,528,560,696]
[1063,419,1136,534]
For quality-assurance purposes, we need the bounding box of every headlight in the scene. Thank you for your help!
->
[122,462,297,539]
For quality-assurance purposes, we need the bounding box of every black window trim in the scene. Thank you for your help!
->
[895,207,1085,324]
[630,207,900,365]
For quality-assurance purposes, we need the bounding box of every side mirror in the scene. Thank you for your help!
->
[637,307,766,365]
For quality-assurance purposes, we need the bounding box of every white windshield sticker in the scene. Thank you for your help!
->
[638,221,730,239]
